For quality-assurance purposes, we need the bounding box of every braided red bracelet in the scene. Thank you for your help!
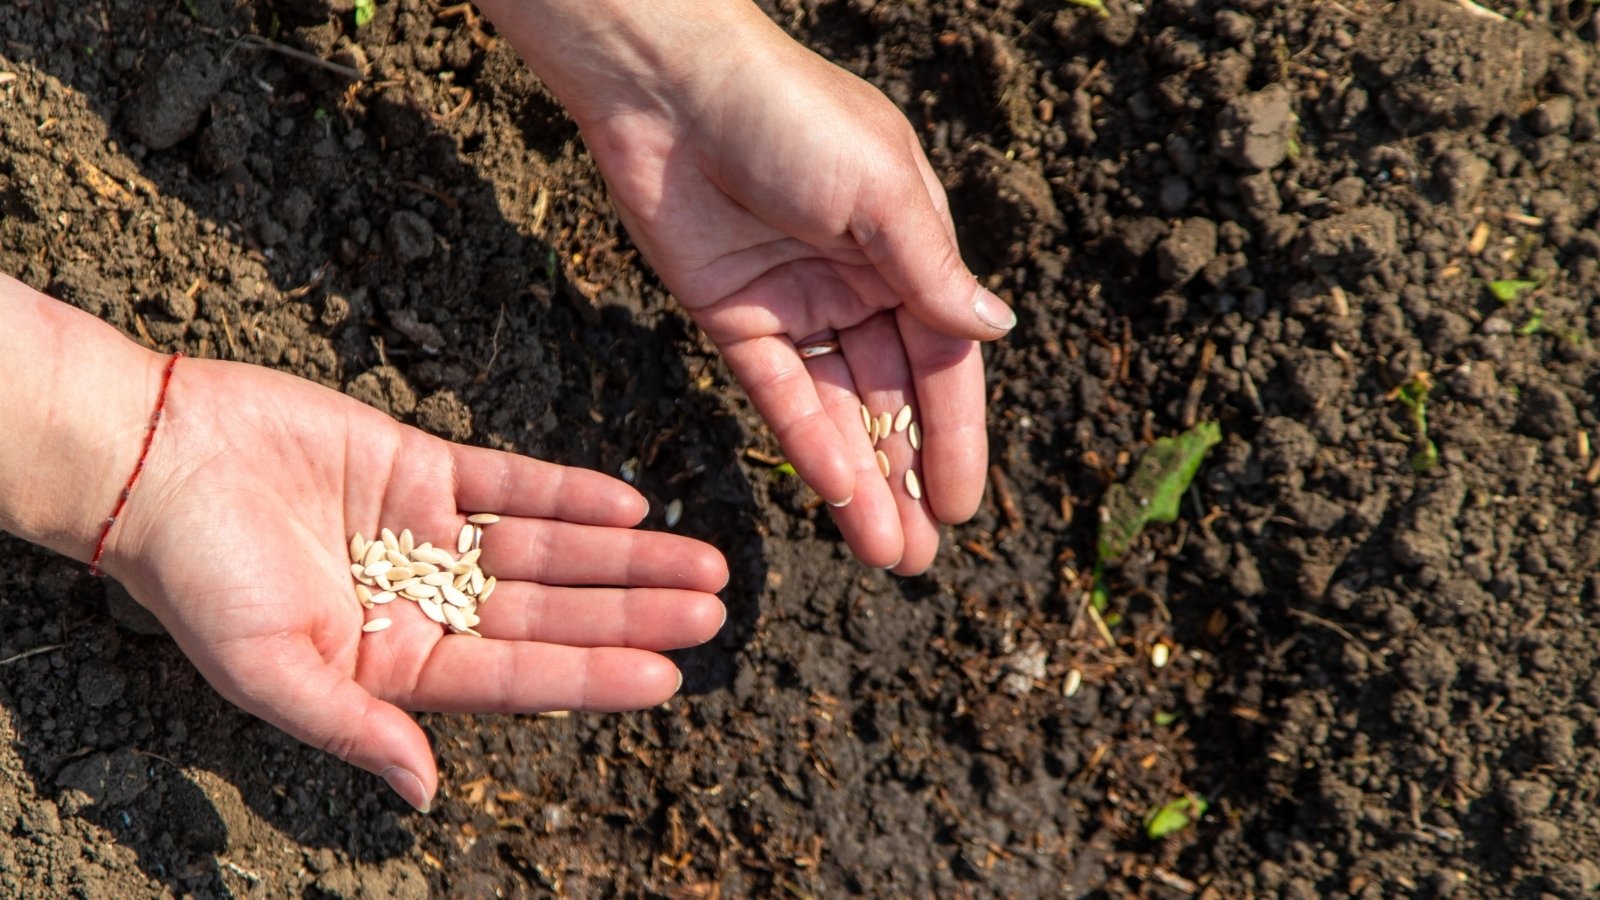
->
[89,352,182,576]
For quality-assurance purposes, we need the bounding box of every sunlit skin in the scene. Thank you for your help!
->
[479,0,1016,574]
[1,276,728,812]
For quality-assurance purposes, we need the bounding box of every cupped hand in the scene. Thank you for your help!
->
[575,33,1013,575]
[102,357,728,812]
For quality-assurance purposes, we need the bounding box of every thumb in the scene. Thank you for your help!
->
[232,635,438,813]
[851,170,1017,341]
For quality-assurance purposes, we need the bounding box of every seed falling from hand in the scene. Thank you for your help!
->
[665,499,684,528]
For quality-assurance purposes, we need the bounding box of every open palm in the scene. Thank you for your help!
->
[578,42,1011,574]
[103,358,727,811]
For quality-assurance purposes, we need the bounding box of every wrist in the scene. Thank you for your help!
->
[0,275,169,569]
[473,0,783,127]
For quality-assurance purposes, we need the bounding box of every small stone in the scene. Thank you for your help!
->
[1215,84,1294,170]
[385,211,435,264]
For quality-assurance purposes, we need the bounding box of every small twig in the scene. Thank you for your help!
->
[285,261,332,300]
[1085,603,1118,650]
[1287,608,1387,671]
[475,303,506,381]
[1181,340,1216,429]
[989,465,1024,537]
[0,644,65,666]
[234,33,365,80]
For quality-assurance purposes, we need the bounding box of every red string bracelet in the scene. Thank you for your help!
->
[88,352,182,577]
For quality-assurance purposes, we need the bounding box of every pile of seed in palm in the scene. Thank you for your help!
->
[346,514,500,637]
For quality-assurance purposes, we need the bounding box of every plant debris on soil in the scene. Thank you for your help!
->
[4,0,1600,896]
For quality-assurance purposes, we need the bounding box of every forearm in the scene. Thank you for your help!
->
[471,0,783,126]
[0,273,165,563]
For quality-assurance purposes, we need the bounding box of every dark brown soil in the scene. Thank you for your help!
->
[4,0,1600,896]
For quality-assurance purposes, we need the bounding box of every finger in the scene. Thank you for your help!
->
[230,634,437,812]
[410,640,681,713]
[446,441,647,527]
[479,518,729,592]
[473,583,725,650]
[899,311,988,524]
[837,313,942,574]
[718,334,856,506]
[804,347,904,568]
[911,149,960,247]
[851,131,1016,341]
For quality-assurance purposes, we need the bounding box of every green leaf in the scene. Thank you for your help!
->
[1154,710,1180,726]
[1410,439,1439,474]
[1096,422,1221,564]
[354,0,376,28]
[772,461,797,478]
[1515,308,1545,337]
[1145,794,1208,840]
[1063,0,1110,17]
[1486,278,1539,304]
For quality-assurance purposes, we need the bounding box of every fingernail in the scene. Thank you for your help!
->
[828,495,852,508]
[380,766,431,814]
[974,288,1017,332]
[675,669,684,693]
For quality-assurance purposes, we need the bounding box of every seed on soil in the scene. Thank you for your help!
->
[877,411,892,440]
[909,422,921,451]
[905,468,922,500]
[860,404,872,436]
[1151,643,1171,669]
[665,499,684,528]
[348,522,498,638]
[876,450,891,478]
[1064,668,1083,698]
[362,618,392,633]
[457,523,474,553]
[893,404,912,433]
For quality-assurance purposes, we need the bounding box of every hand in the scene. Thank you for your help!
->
[103,357,728,812]
[574,29,1014,575]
